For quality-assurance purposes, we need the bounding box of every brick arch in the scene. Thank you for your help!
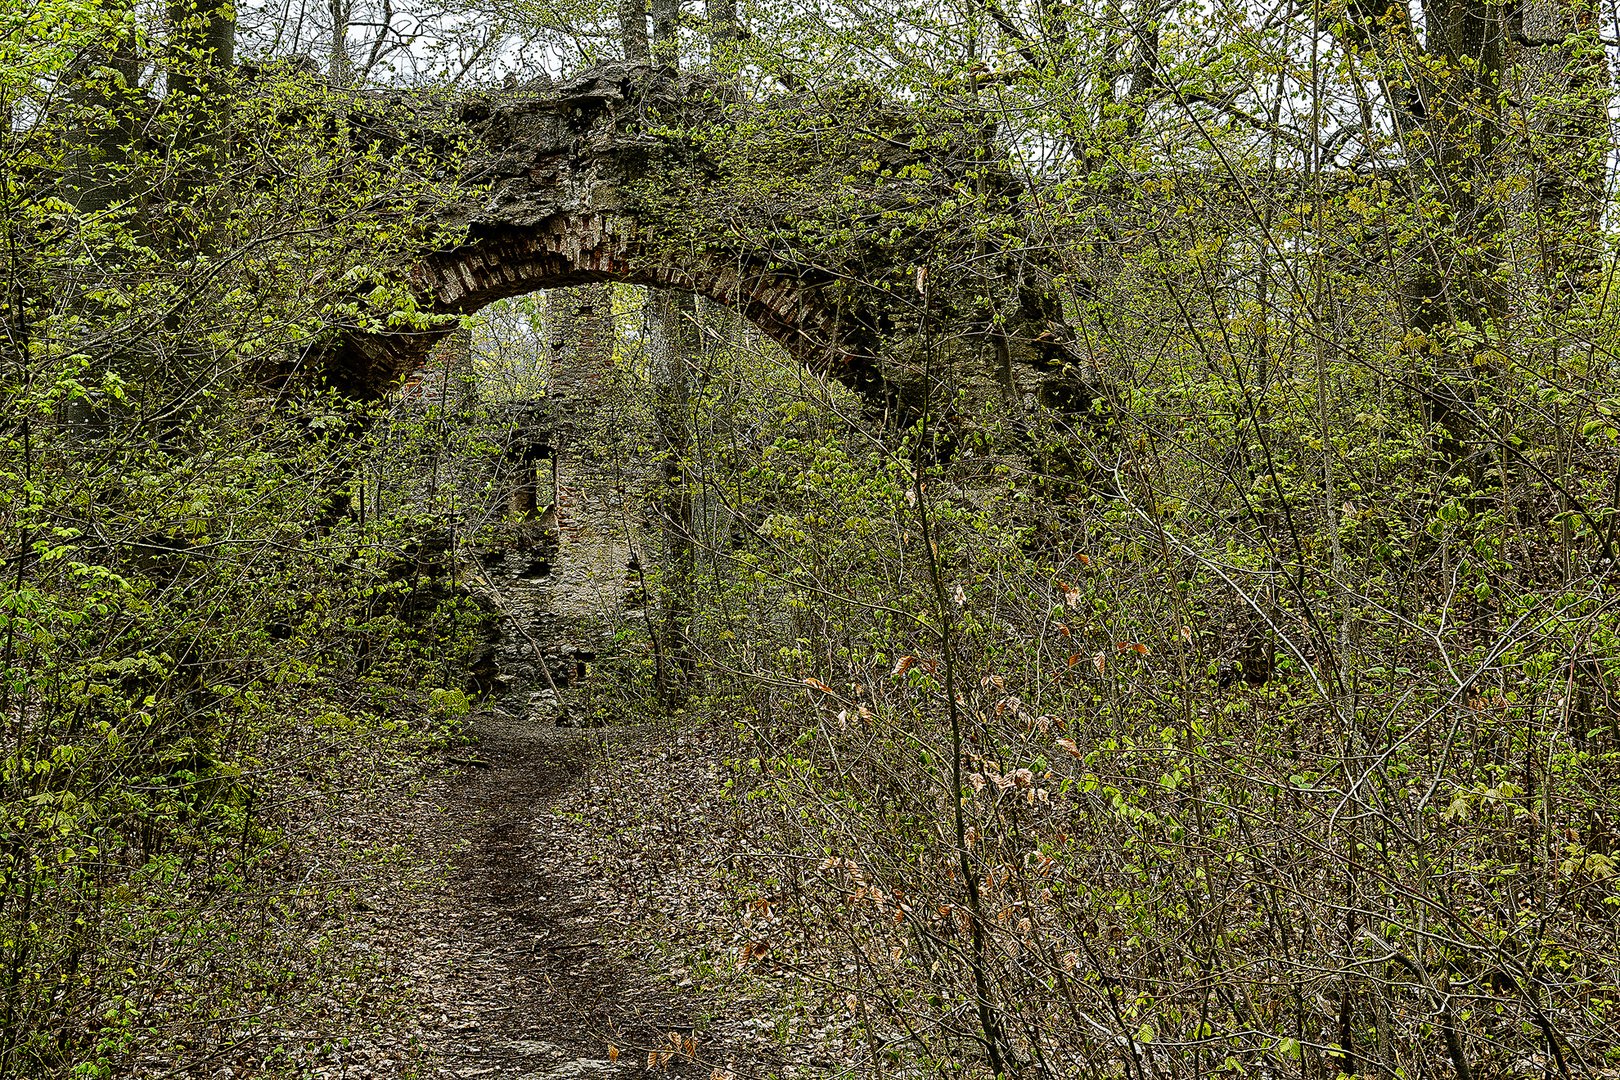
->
[321,61,1075,410]
[336,211,868,398]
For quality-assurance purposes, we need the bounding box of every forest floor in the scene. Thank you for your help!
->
[336,706,839,1080]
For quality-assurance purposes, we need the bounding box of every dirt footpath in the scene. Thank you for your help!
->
[356,709,789,1080]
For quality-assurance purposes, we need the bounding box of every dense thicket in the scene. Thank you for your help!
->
[588,1,1620,1075]
[0,8,501,1071]
[5,0,1620,1075]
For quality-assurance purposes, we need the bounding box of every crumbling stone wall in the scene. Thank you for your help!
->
[329,62,1082,415]
[542,284,649,674]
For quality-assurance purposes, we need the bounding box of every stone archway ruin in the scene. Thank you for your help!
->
[398,212,850,386]
[325,62,1094,692]
[327,62,1081,411]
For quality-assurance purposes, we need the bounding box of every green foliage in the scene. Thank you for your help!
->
[0,25,495,1073]
[658,303,1620,1074]
[598,51,1620,1061]
[7,0,1620,1073]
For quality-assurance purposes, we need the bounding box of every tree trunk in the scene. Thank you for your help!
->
[646,289,698,699]
[63,4,144,216]
[1511,0,1609,306]
[619,0,650,61]
[329,0,354,85]
[59,6,146,438]
[651,0,680,65]
[706,0,738,59]
[1328,0,1609,526]
[166,0,235,116]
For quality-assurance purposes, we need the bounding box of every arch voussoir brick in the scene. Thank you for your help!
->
[330,61,1080,415]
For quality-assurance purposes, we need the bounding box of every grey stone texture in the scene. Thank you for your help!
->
[329,62,1089,418]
